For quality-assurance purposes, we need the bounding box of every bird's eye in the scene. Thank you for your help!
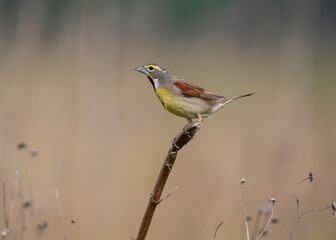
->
[148,66,154,71]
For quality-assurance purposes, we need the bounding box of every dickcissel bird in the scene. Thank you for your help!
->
[135,63,254,123]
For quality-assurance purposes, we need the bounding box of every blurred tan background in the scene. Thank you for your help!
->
[0,0,335,239]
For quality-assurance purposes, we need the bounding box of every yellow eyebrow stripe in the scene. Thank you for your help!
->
[145,64,162,71]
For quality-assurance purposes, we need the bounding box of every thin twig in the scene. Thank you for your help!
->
[290,205,332,240]
[251,209,261,239]
[17,143,25,196]
[17,145,27,240]
[8,171,19,229]
[54,185,67,240]
[255,199,276,240]
[156,187,178,204]
[29,150,36,217]
[70,220,85,240]
[12,211,20,240]
[19,206,27,240]
[294,173,312,219]
[214,219,225,240]
[2,182,10,240]
[135,122,202,240]
[2,182,8,229]
[37,159,64,199]
[37,222,48,240]
[239,178,249,240]
[290,173,312,240]
[289,172,332,240]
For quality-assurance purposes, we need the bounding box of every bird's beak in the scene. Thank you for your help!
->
[135,66,147,74]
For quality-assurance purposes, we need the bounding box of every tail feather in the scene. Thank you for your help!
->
[220,92,255,105]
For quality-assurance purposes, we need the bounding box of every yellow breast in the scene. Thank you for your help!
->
[155,87,206,119]
[155,88,173,108]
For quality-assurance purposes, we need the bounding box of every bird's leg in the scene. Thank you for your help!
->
[197,113,203,123]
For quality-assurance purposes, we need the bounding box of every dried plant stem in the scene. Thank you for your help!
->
[239,181,249,240]
[2,182,10,239]
[2,182,8,230]
[8,171,19,229]
[18,149,24,194]
[38,159,64,198]
[28,153,35,217]
[289,205,332,240]
[214,220,225,240]
[294,176,310,218]
[19,207,27,240]
[251,210,261,239]
[17,147,28,240]
[37,222,48,240]
[289,172,331,240]
[135,122,202,240]
[39,232,45,240]
[71,220,85,240]
[54,185,68,240]
[255,203,275,240]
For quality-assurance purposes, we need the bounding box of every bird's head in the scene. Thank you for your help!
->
[135,63,169,90]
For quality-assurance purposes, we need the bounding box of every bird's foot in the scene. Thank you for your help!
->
[197,113,203,123]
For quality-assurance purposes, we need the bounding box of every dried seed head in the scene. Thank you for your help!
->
[1,229,9,237]
[245,216,252,221]
[17,142,26,150]
[271,217,279,224]
[269,198,277,204]
[332,202,336,217]
[23,200,32,208]
[257,206,263,213]
[21,193,31,208]
[30,150,37,157]
[71,220,76,224]
[38,222,48,231]
[308,172,313,183]
[240,178,246,184]
[258,206,273,214]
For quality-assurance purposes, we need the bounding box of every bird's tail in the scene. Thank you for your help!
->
[219,92,255,105]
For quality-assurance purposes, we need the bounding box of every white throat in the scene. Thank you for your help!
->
[152,77,160,88]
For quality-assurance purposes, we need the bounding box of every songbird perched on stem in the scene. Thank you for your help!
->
[136,63,254,123]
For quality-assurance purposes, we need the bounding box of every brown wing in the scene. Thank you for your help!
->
[173,79,223,100]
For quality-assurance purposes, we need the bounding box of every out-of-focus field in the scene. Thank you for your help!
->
[0,1,335,239]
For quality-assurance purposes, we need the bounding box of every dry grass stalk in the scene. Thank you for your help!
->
[289,172,332,240]
[71,220,85,240]
[214,219,225,240]
[2,182,9,239]
[255,199,277,240]
[54,185,68,240]
[2,183,8,229]
[37,222,48,240]
[251,209,261,239]
[239,178,250,240]
[290,204,333,240]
